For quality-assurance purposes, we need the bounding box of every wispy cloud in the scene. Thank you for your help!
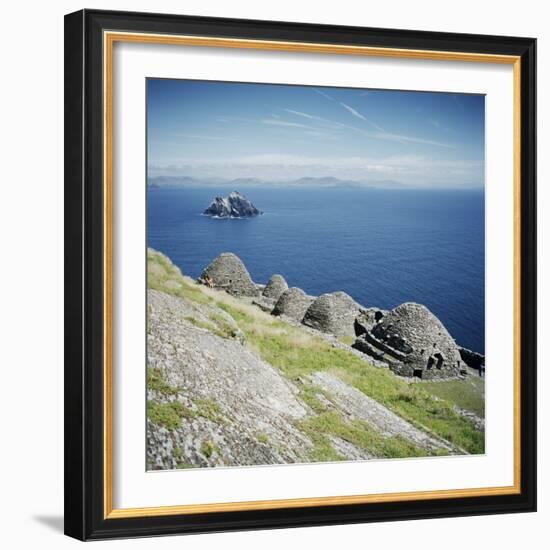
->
[314,89,336,102]
[285,102,454,149]
[172,133,235,142]
[284,108,326,122]
[260,119,317,130]
[339,102,386,133]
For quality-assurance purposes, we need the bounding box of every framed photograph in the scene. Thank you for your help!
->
[64,9,536,540]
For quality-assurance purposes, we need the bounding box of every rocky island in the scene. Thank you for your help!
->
[203,191,262,218]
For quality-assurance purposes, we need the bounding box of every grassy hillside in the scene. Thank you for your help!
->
[422,376,485,417]
[148,249,484,458]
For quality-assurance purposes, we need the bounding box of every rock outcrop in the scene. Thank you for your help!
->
[199,253,259,297]
[310,371,455,453]
[263,274,288,301]
[302,291,363,337]
[251,296,276,313]
[354,302,463,379]
[272,287,314,321]
[203,191,262,218]
[459,347,485,374]
[147,289,312,469]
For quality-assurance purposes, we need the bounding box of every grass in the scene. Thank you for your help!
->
[422,376,485,417]
[183,315,236,340]
[195,398,227,424]
[148,248,213,305]
[218,305,483,454]
[299,411,432,460]
[147,247,485,457]
[147,367,181,396]
[201,440,220,459]
[147,400,195,431]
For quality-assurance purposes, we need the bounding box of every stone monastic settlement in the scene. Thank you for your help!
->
[302,291,363,337]
[197,252,479,379]
[354,302,464,379]
[272,287,315,321]
[199,253,259,297]
[147,248,485,471]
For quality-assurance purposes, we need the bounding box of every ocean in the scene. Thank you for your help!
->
[147,186,485,353]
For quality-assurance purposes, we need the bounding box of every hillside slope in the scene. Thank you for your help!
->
[147,248,484,470]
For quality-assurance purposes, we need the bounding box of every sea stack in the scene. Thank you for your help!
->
[203,191,262,218]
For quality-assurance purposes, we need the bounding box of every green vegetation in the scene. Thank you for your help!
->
[195,398,227,424]
[147,394,229,429]
[147,367,181,396]
[257,433,269,444]
[148,248,212,305]
[299,385,333,415]
[201,440,220,459]
[173,446,196,469]
[422,376,485,417]
[199,299,484,454]
[148,400,195,430]
[300,411,432,460]
[147,247,485,458]
[184,314,240,340]
[338,335,356,346]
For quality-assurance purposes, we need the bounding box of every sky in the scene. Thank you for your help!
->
[147,78,485,188]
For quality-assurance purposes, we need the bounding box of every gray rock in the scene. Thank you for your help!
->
[272,287,314,322]
[302,291,362,337]
[203,191,261,218]
[252,296,276,313]
[309,371,457,453]
[368,302,463,379]
[147,289,312,470]
[262,274,288,301]
[199,253,259,297]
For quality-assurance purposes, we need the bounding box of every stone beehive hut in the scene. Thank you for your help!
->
[199,253,258,297]
[272,287,314,321]
[354,308,388,336]
[262,274,289,302]
[362,302,463,379]
[302,291,362,337]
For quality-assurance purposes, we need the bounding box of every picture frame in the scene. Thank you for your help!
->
[64,9,537,541]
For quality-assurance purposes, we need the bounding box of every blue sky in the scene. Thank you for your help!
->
[147,79,485,188]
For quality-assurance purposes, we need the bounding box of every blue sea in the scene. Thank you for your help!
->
[147,187,485,353]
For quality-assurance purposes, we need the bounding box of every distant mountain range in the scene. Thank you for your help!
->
[148,175,406,189]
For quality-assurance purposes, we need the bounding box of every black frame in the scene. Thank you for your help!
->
[64,9,537,541]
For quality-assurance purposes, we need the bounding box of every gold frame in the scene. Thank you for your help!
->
[103,31,522,520]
